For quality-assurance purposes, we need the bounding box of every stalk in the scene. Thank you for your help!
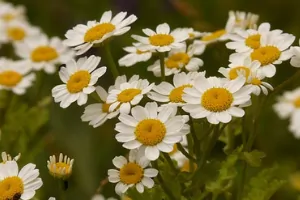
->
[159,52,165,81]
[104,43,119,79]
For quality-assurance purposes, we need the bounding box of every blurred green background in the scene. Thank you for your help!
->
[2,0,300,199]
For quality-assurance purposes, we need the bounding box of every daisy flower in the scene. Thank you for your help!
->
[172,27,204,40]
[182,76,252,124]
[148,72,205,106]
[64,10,137,55]
[132,23,189,52]
[91,194,117,200]
[118,43,152,67]
[108,149,158,194]
[0,20,41,44]
[285,39,300,68]
[106,75,153,114]
[228,10,259,30]
[52,55,106,108]
[1,152,21,163]
[0,58,35,95]
[47,153,74,180]
[246,71,273,96]
[147,43,204,77]
[115,102,189,160]
[81,86,120,128]
[0,2,26,23]
[0,161,42,200]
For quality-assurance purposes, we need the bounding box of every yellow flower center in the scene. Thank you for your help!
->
[49,162,72,179]
[149,34,174,46]
[181,160,197,172]
[250,46,281,66]
[66,70,91,93]
[201,29,226,42]
[135,119,166,146]
[201,88,233,112]
[117,89,142,103]
[84,23,115,43]
[119,162,144,185]
[0,176,24,200]
[102,103,111,113]
[169,84,192,103]
[245,34,261,49]
[0,71,22,87]
[31,46,58,62]
[228,66,251,80]
[189,33,195,39]
[294,97,300,108]
[165,53,190,69]
[7,27,26,41]
[250,78,261,85]
[2,13,14,22]
[169,144,178,155]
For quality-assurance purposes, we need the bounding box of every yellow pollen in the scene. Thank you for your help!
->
[169,144,178,155]
[119,162,144,185]
[84,23,115,43]
[66,70,91,93]
[165,53,190,69]
[102,103,112,113]
[201,88,233,112]
[7,27,26,41]
[2,13,14,22]
[149,34,174,46]
[135,119,166,146]
[0,176,24,200]
[250,78,261,85]
[201,29,226,41]
[245,34,261,49]
[117,89,142,103]
[250,46,281,66]
[31,46,58,62]
[169,84,192,103]
[181,160,197,172]
[294,97,300,108]
[228,66,250,80]
[0,71,22,87]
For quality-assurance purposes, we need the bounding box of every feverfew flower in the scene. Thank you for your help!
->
[183,76,252,124]
[147,43,204,77]
[91,194,117,200]
[148,72,205,106]
[228,10,259,30]
[115,102,189,160]
[106,75,153,114]
[285,39,300,68]
[246,71,273,96]
[132,23,189,52]
[15,35,74,74]
[0,2,25,23]
[52,55,106,108]
[64,11,137,55]
[81,86,120,128]
[118,43,152,67]
[47,153,74,180]
[0,58,35,95]
[173,27,204,40]
[1,152,20,163]
[0,161,43,200]
[108,150,158,194]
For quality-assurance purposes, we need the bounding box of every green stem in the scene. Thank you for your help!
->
[104,43,119,79]
[189,117,200,157]
[159,52,165,81]
[177,143,197,163]
[270,70,300,97]
[212,193,219,200]
[162,152,178,173]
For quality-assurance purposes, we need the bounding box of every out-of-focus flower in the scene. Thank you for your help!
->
[91,194,117,200]
[1,152,21,163]
[118,43,152,67]
[173,27,204,40]
[0,2,26,23]
[285,39,300,68]
[47,153,74,180]
[228,10,259,30]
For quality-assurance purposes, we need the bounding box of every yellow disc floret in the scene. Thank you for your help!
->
[84,23,115,43]
[7,27,26,41]
[119,162,144,185]
[169,84,192,103]
[201,29,226,42]
[165,53,190,69]
[201,88,233,112]
[250,77,262,85]
[31,46,58,62]
[117,89,142,103]
[294,97,300,108]
[250,46,281,66]
[0,176,24,200]
[149,34,174,46]
[67,70,91,93]
[228,66,251,80]
[0,71,22,87]
[245,34,261,49]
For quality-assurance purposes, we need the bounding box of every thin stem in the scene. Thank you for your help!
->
[270,70,300,97]
[159,52,165,81]
[237,163,247,200]
[177,143,197,163]
[162,152,178,173]
[189,117,200,157]
[104,43,119,79]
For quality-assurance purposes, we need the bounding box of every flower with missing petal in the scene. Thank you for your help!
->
[118,43,152,67]
[0,2,26,23]
[47,153,74,180]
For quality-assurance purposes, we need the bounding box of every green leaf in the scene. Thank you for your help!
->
[241,150,266,167]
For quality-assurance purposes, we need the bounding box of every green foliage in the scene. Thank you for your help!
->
[241,150,266,167]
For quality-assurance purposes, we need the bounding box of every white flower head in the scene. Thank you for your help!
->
[0,161,43,200]
[183,76,252,124]
[106,75,154,114]
[147,43,204,77]
[91,194,117,200]
[228,10,259,30]
[0,2,26,23]
[118,43,152,67]
[15,34,74,74]
[64,10,137,55]
[286,39,300,68]
[52,55,106,108]
[148,71,206,106]
[132,23,189,52]
[81,86,120,128]
[115,102,189,160]
[1,152,21,163]
[246,71,273,96]
[172,27,204,40]
[47,153,74,180]
[0,58,35,95]
[108,149,158,194]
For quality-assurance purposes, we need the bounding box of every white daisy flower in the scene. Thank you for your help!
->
[0,58,35,95]
[81,86,120,128]
[148,71,205,106]
[246,71,273,96]
[273,87,300,119]
[147,43,204,77]
[172,27,204,40]
[132,23,189,52]
[0,2,26,23]
[64,10,137,55]
[106,75,154,114]
[118,43,152,67]
[1,152,21,163]
[0,20,40,44]
[228,10,259,30]
[182,76,252,124]
[0,161,42,200]
[285,39,300,68]
[47,153,74,180]
[15,34,74,74]
[115,102,189,160]
[108,149,158,194]
[52,55,106,108]
[91,194,117,200]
